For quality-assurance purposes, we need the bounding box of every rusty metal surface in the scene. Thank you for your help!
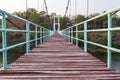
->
[0,32,120,80]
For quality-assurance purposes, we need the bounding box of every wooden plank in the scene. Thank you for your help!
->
[0,32,120,80]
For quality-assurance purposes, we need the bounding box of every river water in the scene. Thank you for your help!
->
[112,54,120,73]
[92,52,120,73]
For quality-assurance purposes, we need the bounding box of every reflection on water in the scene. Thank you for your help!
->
[112,54,120,73]
[113,62,120,73]
[92,52,120,73]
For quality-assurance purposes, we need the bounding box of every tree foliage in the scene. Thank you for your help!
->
[14,8,50,29]
[60,17,71,29]
[76,15,86,23]
[13,8,120,30]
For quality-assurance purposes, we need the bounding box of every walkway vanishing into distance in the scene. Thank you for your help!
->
[0,32,120,80]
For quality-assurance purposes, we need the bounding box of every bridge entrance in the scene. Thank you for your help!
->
[53,16,60,32]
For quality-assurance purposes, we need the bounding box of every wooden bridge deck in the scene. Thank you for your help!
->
[0,32,120,80]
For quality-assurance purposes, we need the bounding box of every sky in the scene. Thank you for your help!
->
[0,0,120,16]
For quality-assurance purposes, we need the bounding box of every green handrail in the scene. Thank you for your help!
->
[59,8,120,68]
[0,9,54,69]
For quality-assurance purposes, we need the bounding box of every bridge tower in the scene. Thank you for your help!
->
[53,16,60,32]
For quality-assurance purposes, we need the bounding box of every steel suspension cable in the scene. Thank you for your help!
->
[0,14,25,29]
[87,0,89,18]
[43,0,52,28]
[75,0,77,24]
[64,0,71,17]
[43,0,49,15]
[26,0,28,19]
[69,0,71,17]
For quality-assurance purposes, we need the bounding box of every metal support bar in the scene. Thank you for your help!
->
[69,28,71,42]
[84,22,88,53]
[65,30,66,39]
[58,16,60,31]
[46,30,49,40]
[53,16,56,32]
[66,30,67,40]
[2,13,7,69]
[46,29,47,40]
[71,27,73,43]
[40,27,42,43]
[76,25,78,47]
[62,30,64,38]
[26,21,30,53]
[35,26,38,47]
[39,27,41,43]
[59,8,120,69]
[43,28,45,42]
[66,30,68,40]
[45,29,46,41]
[107,13,112,68]
[67,29,69,40]
[49,30,50,38]
[68,28,70,42]
[0,9,54,70]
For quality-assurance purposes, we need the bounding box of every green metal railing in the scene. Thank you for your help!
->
[59,8,120,68]
[0,9,54,69]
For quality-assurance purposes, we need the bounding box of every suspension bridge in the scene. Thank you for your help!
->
[0,0,120,79]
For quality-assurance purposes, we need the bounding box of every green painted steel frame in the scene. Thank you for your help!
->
[0,9,54,70]
[2,13,7,69]
[59,8,120,68]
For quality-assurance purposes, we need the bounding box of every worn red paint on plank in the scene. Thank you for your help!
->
[0,32,120,80]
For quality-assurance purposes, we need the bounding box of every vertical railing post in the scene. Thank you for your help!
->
[43,28,45,42]
[62,30,65,38]
[68,28,70,42]
[64,30,66,39]
[49,30,51,38]
[84,22,88,53]
[67,29,68,41]
[45,29,46,41]
[35,26,38,47]
[62,30,63,39]
[46,30,49,40]
[67,29,69,41]
[40,27,41,43]
[62,31,64,38]
[69,28,71,42]
[45,29,47,40]
[45,29,47,41]
[66,30,67,39]
[65,30,66,39]
[40,27,42,43]
[65,30,66,40]
[44,29,46,41]
[76,25,78,47]
[71,27,73,43]
[26,21,30,53]
[46,29,48,40]
[107,13,112,68]
[2,13,7,69]
[49,30,50,38]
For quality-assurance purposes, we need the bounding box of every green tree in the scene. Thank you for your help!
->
[14,8,51,29]
[60,16,71,29]
[76,15,86,23]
